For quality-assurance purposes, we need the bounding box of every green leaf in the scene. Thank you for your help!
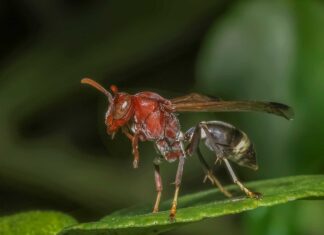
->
[0,211,77,235]
[60,175,324,235]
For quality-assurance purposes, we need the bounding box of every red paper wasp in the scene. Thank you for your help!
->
[81,78,293,221]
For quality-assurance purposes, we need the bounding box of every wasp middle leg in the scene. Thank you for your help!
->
[152,158,163,213]
[169,155,185,221]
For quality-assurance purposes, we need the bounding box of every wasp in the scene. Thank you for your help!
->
[81,78,293,221]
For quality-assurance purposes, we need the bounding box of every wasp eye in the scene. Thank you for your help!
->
[113,95,132,119]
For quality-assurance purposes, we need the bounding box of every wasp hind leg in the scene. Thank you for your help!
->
[186,124,232,198]
[223,158,262,199]
[197,147,232,197]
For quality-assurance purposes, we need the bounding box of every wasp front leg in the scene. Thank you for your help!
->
[122,127,140,168]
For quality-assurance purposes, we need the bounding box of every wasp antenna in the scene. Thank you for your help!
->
[81,78,113,103]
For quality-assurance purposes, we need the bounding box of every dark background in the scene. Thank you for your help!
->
[0,1,323,234]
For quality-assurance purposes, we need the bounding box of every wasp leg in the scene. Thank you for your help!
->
[186,125,201,156]
[122,128,140,168]
[199,123,224,155]
[170,155,185,222]
[223,158,262,199]
[198,123,261,199]
[131,134,139,168]
[197,147,232,197]
[187,123,231,197]
[152,160,163,213]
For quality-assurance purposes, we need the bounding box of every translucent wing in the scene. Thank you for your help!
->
[171,93,294,120]
[171,93,221,103]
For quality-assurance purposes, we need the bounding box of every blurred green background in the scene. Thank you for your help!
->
[0,0,323,234]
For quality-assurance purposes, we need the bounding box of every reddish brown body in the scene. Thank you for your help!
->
[112,92,184,161]
[81,78,186,220]
[132,92,184,162]
[104,88,185,163]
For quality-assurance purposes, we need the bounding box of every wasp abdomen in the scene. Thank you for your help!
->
[200,121,258,170]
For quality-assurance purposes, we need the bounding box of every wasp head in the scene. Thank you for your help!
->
[81,78,134,138]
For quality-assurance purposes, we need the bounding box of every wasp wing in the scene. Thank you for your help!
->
[171,93,294,120]
[171,93,221,103]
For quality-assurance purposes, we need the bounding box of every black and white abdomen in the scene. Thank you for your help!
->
[185,121,258,170]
